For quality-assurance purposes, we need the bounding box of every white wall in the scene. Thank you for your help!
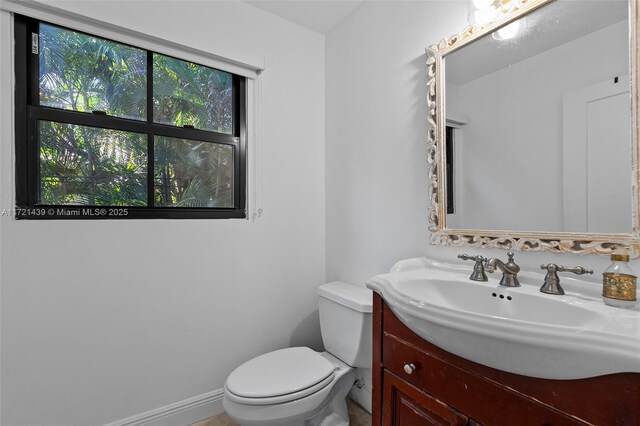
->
[455,21,629,232]
[325,1,636,300]
[326,0,469,287]
[0,2,326,425]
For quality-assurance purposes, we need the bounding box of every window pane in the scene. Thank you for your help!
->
[39,23,147,120]
[39,121,148,206]
[153,54,233,133]
[154,136,233,207]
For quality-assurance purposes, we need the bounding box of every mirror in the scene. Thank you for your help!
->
[426,0,640,255]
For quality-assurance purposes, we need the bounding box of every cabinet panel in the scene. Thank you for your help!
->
[383,370,467,426]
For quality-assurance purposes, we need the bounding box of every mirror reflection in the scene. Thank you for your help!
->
[445,0,630,234]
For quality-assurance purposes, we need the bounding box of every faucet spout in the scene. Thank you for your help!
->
[486,252,521,287]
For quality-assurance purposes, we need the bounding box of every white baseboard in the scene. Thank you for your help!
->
[104,389,225,426]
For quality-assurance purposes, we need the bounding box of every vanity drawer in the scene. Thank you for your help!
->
[382,334,586,426]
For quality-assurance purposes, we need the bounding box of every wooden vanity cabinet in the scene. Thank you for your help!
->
[372,293,640,426]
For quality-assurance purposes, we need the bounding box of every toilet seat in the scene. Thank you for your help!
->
[224,347,337,406]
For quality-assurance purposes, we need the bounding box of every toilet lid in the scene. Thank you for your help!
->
[225,347,336,402]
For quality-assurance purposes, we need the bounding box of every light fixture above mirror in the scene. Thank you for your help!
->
[492,20,525,40]
[470,0,521,25]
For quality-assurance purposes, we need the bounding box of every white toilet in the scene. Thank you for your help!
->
[223,281,372,426]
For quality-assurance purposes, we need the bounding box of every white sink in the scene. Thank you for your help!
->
[366,258,640,380]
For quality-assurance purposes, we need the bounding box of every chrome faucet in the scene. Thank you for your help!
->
[457,254,488,281]
[540,263,593,295]
[485,252,521,287]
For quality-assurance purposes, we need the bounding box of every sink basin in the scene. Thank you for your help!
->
[396,276,606,328]
[366,258,640,380]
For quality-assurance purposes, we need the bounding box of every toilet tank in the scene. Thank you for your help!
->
[317,281,372,368]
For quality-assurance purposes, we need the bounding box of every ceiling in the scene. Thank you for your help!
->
[244,0,364,34]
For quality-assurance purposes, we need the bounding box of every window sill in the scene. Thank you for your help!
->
[14,206,246,220]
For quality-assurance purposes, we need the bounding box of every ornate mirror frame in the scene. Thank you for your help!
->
[426,0,640,256]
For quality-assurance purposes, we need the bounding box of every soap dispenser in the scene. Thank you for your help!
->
[603,252,637,309]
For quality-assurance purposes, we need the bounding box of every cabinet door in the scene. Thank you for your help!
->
[383,371,467,426]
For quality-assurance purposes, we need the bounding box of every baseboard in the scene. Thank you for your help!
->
[104,389,225,426]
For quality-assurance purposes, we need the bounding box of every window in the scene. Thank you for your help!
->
[445,126,454,215]
[14,16,246,219]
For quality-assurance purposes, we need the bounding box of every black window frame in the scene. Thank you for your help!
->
[445,125,454,215]
[14,15,247,220]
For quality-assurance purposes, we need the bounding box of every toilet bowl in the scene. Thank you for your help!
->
[223,281,372,426]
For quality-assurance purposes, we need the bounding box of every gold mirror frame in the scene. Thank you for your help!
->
[426,0,640,257]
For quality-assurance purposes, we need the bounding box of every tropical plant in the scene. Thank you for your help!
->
[38,23,233,208]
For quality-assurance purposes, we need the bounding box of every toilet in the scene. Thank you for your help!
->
[223,281,372,426]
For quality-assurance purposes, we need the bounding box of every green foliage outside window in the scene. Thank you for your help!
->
[154,54,233,134]
[37,23,234,208]
[39,121,147,206]
[39,23,147,120]
[155,136,233,208]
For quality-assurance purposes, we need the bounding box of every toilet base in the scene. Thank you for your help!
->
[223,352,355,426]
[313,392,350,426]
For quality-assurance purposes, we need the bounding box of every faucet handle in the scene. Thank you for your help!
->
[458,254,485,262]
[540,263,593,275]
[557,265,593,276]
[457,254,488,281]
[539,263,593,295]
